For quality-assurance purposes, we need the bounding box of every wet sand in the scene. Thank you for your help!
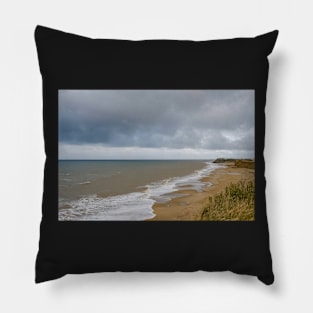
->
[148,162,255,221]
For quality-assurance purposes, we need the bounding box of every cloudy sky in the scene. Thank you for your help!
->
[59,90,254,160]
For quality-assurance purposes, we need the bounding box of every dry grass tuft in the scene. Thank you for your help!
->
[201,180,255,221]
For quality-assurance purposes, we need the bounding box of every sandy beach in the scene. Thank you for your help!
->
[149,162,255,221]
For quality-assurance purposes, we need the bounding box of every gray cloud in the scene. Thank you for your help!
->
[59,90,254,159]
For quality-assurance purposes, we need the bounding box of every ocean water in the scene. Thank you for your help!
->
[58,160,222,221]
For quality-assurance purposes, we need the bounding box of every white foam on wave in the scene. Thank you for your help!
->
[144,161,224,202]
[59,162,224,221]
[59,192,155,221]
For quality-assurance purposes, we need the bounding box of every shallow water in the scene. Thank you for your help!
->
[58,160,223,221]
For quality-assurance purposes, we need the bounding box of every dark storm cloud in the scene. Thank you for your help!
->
[59,90,254,153]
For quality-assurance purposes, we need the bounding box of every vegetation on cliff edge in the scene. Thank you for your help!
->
[201,180,255,221]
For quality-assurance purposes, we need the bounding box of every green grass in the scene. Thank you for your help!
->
[201,180,255,221]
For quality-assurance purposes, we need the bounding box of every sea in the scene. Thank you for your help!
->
[58,160,223,221]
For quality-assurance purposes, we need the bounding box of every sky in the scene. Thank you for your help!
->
[59,90,254,160]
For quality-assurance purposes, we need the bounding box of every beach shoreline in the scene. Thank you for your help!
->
[148,162,255,221]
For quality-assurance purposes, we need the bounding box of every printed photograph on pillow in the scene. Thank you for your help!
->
[58,89,255,221]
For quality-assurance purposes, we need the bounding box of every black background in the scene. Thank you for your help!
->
[35,26,278,285]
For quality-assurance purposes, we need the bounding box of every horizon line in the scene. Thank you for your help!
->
[58,158,215,161]
[58,158,254,161]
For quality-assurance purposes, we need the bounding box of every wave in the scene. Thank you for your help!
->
[59,192,155,221]
[59,162,224,221]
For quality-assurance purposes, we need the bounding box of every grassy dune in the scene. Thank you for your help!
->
[201,180,255,221]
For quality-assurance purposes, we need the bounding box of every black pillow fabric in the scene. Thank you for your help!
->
[35,25,278,284]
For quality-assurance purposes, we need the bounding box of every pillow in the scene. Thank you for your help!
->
[35,25,278,285]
